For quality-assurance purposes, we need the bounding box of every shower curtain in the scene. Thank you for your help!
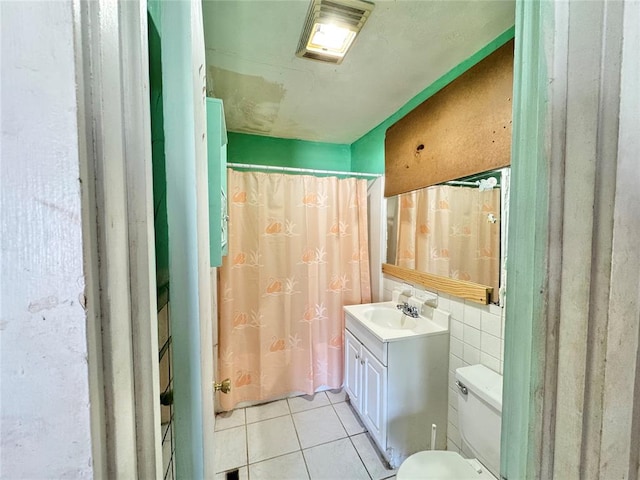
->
[395,185,500,292]
[218,169,371,411]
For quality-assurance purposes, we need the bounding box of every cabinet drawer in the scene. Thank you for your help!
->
[345,313,388,366]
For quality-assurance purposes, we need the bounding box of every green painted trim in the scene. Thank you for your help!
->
[207,98,226,267]
[227,132,351,173]
[501,2,548,478]
[350,25,516,174]
[148,3,169,308]
[160,1,205,477]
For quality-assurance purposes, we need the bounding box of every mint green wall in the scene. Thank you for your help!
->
[227,132,351,172]
[156,1,206,477]
[350,26,516,174]
[148,1,169,309]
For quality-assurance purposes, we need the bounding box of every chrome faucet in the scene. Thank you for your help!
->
[396,302,419,318]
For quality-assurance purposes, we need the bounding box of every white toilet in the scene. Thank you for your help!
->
[397,364,503,479]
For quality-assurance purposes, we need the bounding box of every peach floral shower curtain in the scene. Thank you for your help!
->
[218,170,371,411]
[396,185,500,292]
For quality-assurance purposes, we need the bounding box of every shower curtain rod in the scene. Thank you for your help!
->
[446,180,501,187]
[227,162,382,179]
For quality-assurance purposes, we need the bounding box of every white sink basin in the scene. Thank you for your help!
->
[364,307,417,330]
[344,301,450,342]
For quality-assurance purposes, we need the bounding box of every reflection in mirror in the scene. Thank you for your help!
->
[386,169,508,298]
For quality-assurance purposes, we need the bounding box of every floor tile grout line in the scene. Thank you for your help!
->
[247,433,361,466]
[245,430,363,469]
[246,419,301,466]
[330,400,352,439]
[243,407,249,479]
[246,447,304,467]
[348,434,375,480]
[331,398,367,437]
[215,391,375,479]
[357,431,400,480]
[299,431,351,452]
[287,404,310,479]
[336,398,396,480]
[244,421,249,477]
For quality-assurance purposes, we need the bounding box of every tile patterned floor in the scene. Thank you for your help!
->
[214,390,397,480]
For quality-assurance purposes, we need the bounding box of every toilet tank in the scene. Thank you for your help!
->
[455,364,503,477]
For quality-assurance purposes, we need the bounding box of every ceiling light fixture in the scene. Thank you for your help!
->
[296,0,375,64]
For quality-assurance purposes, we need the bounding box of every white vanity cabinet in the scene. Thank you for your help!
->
[344,329,387,447]
[343,305,450,469]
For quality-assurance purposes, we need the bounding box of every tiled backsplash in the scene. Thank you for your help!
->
[381,274,505,454]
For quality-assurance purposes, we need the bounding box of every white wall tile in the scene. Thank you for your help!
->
[462,303,482,329]
[480,352,501,373]
[383,277,400,292]
[445,293,506,440]
[481,332,502,360]
[463,344,480,365]
[447,439,460,453]
[448,387,458,410]
[463,325,481,349]
[450,319,464,340]
[449,298,465,321]
[447,421,461,446]
[448,404,458,429]
[448,370,456,390]
[450,337,463,359]
[449,353,464,374]
[481,311,502,338]
[437,294,451,314]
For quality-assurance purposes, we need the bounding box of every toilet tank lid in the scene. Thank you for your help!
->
[455,364,503,412]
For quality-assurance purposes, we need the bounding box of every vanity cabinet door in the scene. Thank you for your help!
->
[361,347,387,448]
[344,330,362,410]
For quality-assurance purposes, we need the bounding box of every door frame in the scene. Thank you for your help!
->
[503,1,640,478]
[75,0,163,477]
[77,0,215,478]
[159,0,215,478]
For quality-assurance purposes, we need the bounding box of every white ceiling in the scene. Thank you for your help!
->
[202,0,515,145]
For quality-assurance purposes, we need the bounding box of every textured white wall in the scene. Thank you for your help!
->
[1,2,93,478]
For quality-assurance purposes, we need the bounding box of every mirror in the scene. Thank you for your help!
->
[385,168,508,303]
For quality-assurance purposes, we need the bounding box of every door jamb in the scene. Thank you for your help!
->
[75,0,163,477]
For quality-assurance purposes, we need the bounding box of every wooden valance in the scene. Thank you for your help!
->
[385,40,514,197]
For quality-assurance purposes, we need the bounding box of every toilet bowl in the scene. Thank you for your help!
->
[397,451,496,479]
[397,364,503,480]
